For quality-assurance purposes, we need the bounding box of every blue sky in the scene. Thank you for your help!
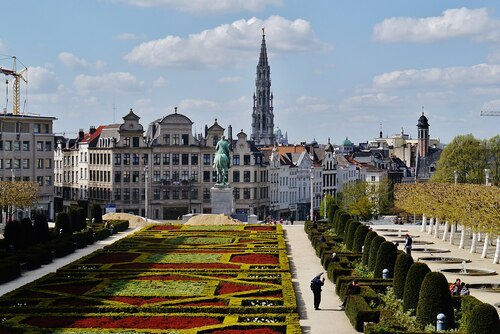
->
[1,0,499,145]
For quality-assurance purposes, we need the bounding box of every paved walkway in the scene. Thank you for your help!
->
[283,223,357,334]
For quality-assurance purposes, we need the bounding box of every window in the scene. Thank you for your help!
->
[153,171,161,182]
[123,171,130,182]
[152,153,160,165]
[37,159,44,169]
[45,176,52,186]
[243,188,251,199]
[13,141,20,151]
[132,137,140,147]
[115,171,121,182]
[45,141,52,151]
[191,188,198,200]
[163,171,170,181]
[133,154,140,165]
[203,188,210,200]
[173,134,180,145]
[4,141,12,151]
[45,159,52,169]
[114,154,122,165]
[0,159,2,169]
[172,171,179,181]
[163,154,170,165]
[37,176,43,186]
[172,154,179,165]
[181,171,189,180]
[114,189,121,200]
[154,189,161,200]
[0,141,2,150]
[123,137,130,147]
[164,134,170,145]
[142,153,149,165]
[203,154,211,165]
[181,154,189,165]
[34,124,41,133]
[203,171,211,182]
[5,159,11,169]
[191,171,198,181]
[132,188,140,200]
[172,189,179,199]
[243,171,251,182]
[124,189,130,200]
[163,189,170,200]
[22,159,29,169]
[123,153,130,165]
[132,171,140,182]
[233,171,240,183]
[233,154,240,166]
[244,155,251,165]
[191,154,198,165]
[13,159,20,169]
[36,141,43,151]
[181,134,189,145]
[234,188,240,199]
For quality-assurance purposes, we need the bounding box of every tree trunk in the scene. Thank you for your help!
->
[481,233,489,258]
[449,223,456,245]
[459,225,466,249]
[421,214,427,232]
[434,218,440,238]
[493,236,500,264]
[470,232,477,253]
[428,217,434,235]
[442,221,449,241]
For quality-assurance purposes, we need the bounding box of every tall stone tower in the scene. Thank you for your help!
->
[251,29,275,146]
[417,111,429,158]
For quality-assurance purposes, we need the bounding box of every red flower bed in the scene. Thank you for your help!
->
[112,263,240,270]
[150,225,181,230]
[83,252,139,264]
[245,226,275,231]
[25,316,221,329]
[209,328,283,334]
[230,254,279,265]
[43,282,98,295]
[217,282,260,295]
[109,296,171,306]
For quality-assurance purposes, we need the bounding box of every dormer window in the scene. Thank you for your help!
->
[123,137,130,147]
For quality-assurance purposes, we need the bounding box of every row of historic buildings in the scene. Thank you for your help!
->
[0,31,440,222]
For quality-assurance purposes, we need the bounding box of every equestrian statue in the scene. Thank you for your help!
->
[213,136,230,186]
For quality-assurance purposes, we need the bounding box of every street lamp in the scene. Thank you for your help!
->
[323,192,327,220]
[453,170,458,185]
[310,167,314,221]
[484,169,491,186]
[144,166,148,222]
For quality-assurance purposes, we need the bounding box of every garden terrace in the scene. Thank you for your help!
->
[0,224,301,333]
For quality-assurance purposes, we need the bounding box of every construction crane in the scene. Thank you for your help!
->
[0,56,27,115]
[480,110,500,116]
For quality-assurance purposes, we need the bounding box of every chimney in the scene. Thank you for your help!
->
[89,126,96,135]
[78,129,84,140]
[228,125,233,148]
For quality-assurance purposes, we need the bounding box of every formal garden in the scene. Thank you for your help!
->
[0,222,301,333]
[306,192,499,334]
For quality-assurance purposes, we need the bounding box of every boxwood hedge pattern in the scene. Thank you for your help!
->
[0,224,301,334]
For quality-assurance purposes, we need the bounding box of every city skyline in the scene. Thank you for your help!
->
[1,1,499,145]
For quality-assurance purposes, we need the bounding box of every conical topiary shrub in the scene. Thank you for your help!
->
[33,214,50,242]
[332,209,344,231]
[345,221,361,251]
[68,208,79,233]
[90,204,103,225]
[416,272,454,329]
[368,235,386,271]
[466,303,500,334]
[403,262,430,315]
[373,241,398,278]
[393,253,414,299]
[327,203,339,225]
[55,212,70,234]
[337,213,351,237]
[352,225,369,253]
[362,230,378,265]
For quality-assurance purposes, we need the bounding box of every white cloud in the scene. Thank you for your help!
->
[116,32,137,40]
[339,93,400,111]
[153,76,167,87]
[73,72,144,94]
[118,0,283,14]
[27,66,60,93]
[124,16,330,68]
[58,52,106,70]
[373,7,496,43]
[373,63,500,88]
[217,76,242,83]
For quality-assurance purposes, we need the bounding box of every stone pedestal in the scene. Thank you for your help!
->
[210,186,234,215]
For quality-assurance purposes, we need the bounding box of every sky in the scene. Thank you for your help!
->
[1,0,499,146]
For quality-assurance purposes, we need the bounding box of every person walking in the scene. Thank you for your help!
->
[310,272,325,310]
[404,234,413,256]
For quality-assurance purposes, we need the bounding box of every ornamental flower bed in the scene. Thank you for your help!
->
[0,224,301,333]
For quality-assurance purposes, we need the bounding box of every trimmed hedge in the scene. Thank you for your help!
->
[337,213,351,236]
[368,236,385,271]
[460,295,484,331]
[91,203,103,224]
[373,241,397,279]
[466,302,500,334]
[393,253,414,300]
[402,262,430,315]
[33,214,50,243]
[345,293,380,332]
[416,271,454,329]
[345,221,361,251]
[362,231,378,265]
[352,225,369,253]
[0,258,21,283]
[55,212,71,234]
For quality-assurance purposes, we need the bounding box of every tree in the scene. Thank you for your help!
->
[319,194,336,221]
[90,204,103,224]
[416,272,454,329]
[431,134,489,184]
[373,241,397,278]
[485,135,499,186]
[466,303,500,334]
[393,253,414,300]
[339,181,373,220]
[403,262,431,315]
[0,181,39,222]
